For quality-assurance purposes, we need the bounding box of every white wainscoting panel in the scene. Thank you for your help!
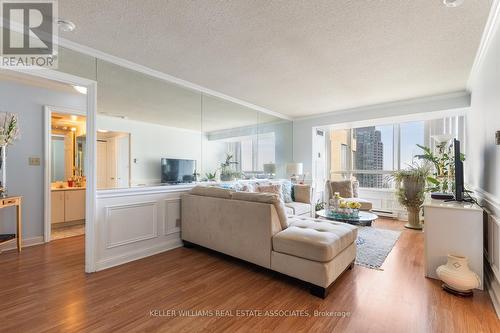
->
[105,202,158,249]
[96,186,192,271]
[164,199,181,235]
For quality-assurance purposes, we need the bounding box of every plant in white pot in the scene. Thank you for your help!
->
[0,112,20,197]
[390,163,431,230]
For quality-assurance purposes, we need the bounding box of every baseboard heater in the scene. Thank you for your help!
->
[371,209,398,219]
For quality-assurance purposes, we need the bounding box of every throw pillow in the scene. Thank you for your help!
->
[281,181,293,203]
[256,184,283,200]
[329,180,353,198]
[240,183,255,192]
[293,185,311,204]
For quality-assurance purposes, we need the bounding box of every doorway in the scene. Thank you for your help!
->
[49,111,87,241]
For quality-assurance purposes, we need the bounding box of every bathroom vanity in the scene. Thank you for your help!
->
[51,188,86,225]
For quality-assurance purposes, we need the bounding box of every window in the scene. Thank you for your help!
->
[329,116,464,189]
[224,133,276,173]
[400,121,425,168]
[257,133,276,171]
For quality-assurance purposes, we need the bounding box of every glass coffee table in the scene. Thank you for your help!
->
[316,209,378,227]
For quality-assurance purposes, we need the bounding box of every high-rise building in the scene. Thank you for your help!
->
[354,127,384,188]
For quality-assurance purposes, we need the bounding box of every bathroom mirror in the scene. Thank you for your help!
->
[75,135,86,176]
[51,135,67,182]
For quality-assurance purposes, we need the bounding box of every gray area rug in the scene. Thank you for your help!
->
[355,227,401,270]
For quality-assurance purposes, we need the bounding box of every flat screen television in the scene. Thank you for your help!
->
[161,158,196,184]
[454,139,465,201]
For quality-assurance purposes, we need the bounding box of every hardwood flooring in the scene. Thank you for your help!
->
[0,219,499,332]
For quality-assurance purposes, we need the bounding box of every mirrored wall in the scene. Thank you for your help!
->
[56,47,292,189]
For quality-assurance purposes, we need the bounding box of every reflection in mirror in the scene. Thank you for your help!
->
[56,46,97,81]
[51,113,87,187]
[201,94,259,181]
[96,131,131,189]
[257,113,293,179]
[95,59,202,188]
[51,135,66,182]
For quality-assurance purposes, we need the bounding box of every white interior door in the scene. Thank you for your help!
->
[97,141,108,189]
[116,135,130,188]
[106,138,117,188]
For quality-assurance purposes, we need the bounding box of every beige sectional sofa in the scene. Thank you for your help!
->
[181,186,357,298]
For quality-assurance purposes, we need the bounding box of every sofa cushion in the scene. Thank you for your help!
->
[285,202,311,216]
[284,206,294,215]
[293,185,311,204]
[343,198,373,211]
[190,186,233,199]
[328,180,353,198]
[231,192,288,230]
[273,218,357,262]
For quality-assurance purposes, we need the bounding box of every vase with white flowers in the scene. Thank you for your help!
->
[0,112,20,197]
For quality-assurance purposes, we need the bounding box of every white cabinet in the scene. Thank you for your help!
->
[51,191,65,224]
[51,189,86,224]
[423,198,483,289]
[65,190,86,222]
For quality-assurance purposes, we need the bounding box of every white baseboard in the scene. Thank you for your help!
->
[0,236,44,252]
[95,238,183,271]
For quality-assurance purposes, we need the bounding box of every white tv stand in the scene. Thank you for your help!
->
[423,197,483,289]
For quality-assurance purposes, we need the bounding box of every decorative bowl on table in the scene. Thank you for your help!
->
[327,200,362,219]
[326,208,360,219]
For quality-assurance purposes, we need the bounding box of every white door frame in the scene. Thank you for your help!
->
[11,68,97,273]
[44,105,86,242]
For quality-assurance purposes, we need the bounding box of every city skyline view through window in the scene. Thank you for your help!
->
[330,120,426,188]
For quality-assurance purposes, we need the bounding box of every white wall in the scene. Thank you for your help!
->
[467,19,500,199]
[466,4,500,316]
[0,80,86,240]
[293,92,471,180]
[97,115,202,186]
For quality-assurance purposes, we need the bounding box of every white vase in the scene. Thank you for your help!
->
[436,255,480,292]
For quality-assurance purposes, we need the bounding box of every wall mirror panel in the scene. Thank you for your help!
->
[257,113,293,179]
[55,47,293,188]
[95,59,202,188]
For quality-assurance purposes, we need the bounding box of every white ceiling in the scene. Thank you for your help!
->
[60,1,492,118]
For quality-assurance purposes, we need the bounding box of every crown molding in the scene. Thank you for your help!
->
[56,37,292,121]
[294,91,470,122]
[467,0,500,91]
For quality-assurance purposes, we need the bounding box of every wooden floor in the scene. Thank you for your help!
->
[1,219,499,333]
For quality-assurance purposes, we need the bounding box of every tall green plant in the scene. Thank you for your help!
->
[415,142,465,192]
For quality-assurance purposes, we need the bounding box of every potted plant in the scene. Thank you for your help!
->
[219,153,240,181]
[391,163,431,230]
[415,142,465,193]
[205,171,217,182]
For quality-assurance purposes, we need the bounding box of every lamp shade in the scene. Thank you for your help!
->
[286,163,303,175]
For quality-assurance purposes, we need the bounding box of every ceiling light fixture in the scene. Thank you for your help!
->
[57,19,76,32]
[73,85,87,94]
[443,0,464,7]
